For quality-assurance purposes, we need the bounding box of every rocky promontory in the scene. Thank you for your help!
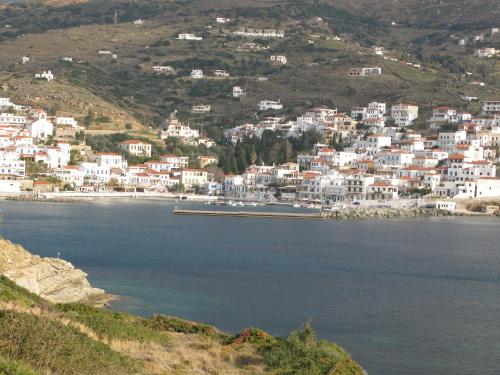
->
[0,239,108,304]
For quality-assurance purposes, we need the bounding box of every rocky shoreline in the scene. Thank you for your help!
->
[325,207,456,220]
[0,239,111,305]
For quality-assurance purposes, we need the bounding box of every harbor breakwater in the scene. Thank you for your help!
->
[325,207,455,220]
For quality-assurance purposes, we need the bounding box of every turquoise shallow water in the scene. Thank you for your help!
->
[1,199,500,375]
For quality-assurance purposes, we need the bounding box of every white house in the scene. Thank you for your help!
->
[475,48,498,58]
[35,71,54,81]
[233,86,246,98]
[119,140,152,158]
[0,113,27,126]
[213,70,229,77]
[483,101,500,115]
[27,110,54,140]
[55,116,78,127]
[95,153,126,169]
[270,55,287,65]
[152,65,174,73]
[177,33,202,41]
[191,69,204,79]
[216,17,231,24]
[181,169,208,188]
[391,104,419,126]
[160,154,189,169]
[54,166,85,187]
[348,67,382,77]
[192,105,211,113]
[259,100,283,111]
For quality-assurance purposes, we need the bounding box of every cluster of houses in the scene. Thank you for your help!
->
[2,92,499,203]
[226,102,420,141]
[222,101,500,205]
[0,98,222,194]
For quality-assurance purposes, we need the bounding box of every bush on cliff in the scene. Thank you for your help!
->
[0,310,137,375]
[56,303,169,345]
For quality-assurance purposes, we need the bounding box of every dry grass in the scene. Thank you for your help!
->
[0,301,270,375]
[111,334,269,375]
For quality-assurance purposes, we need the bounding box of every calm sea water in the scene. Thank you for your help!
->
[1,199,499,375]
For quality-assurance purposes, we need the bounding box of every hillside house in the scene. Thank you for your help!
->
[177,33,202,41]
[27,110,53,140]
[234,28,284,38]
[233,86,246,98]
[270,55,287,65]
[119,140,152,158]
[152,65,174,73]
[161,154,188,169]
[35,71,54,81]
[483,101,500,115]
[159,113,199,140]
[198,155,218,168]
[191,69,204,79]
[475,48,498,58]
[192,105,211,113]
[213,70,229,77]
[391,104,419,127]
[348,67,381,77]
[216,17,231,24]
[259,100,283,111]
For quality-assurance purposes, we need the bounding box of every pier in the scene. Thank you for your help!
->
[173,208,324,220]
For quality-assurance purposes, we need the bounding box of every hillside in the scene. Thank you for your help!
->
[0,239,365,375]
[0,0,498,135]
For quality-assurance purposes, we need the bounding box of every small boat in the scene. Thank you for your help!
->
[293,203,301,208]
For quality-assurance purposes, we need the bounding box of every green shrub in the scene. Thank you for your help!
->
[261,323,364,375]
[0,311,137,375]
[145,315,228,341]
[56,304,169,345]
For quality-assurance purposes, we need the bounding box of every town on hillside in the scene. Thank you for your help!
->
[1,94,499,213]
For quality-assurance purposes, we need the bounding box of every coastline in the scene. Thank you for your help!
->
[0,238,112,306]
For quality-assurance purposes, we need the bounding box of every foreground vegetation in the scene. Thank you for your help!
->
[0,275,364,374]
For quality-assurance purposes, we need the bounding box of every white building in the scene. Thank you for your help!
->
[391,104,419,127]
[181,169,208,188]
[191,69,204,79]
[216,17,231,24]
[233,86,246,98]
[95,153,127,169]
[348,67,382,77]
[27,110,54,140]
[55,116,78,127]
[177,33,202,41]
[483,101,500,115]
[192,105,211,113]
[152,65,174,73]
[234,28,284,38]
[0,113,27,126]
[270,55,287,65]
[35,71,54,81]
[161,154,188,169]
[213,70,229,77]
[119,140,152,158]
[475,48,499,58]
[259,100,283,111]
